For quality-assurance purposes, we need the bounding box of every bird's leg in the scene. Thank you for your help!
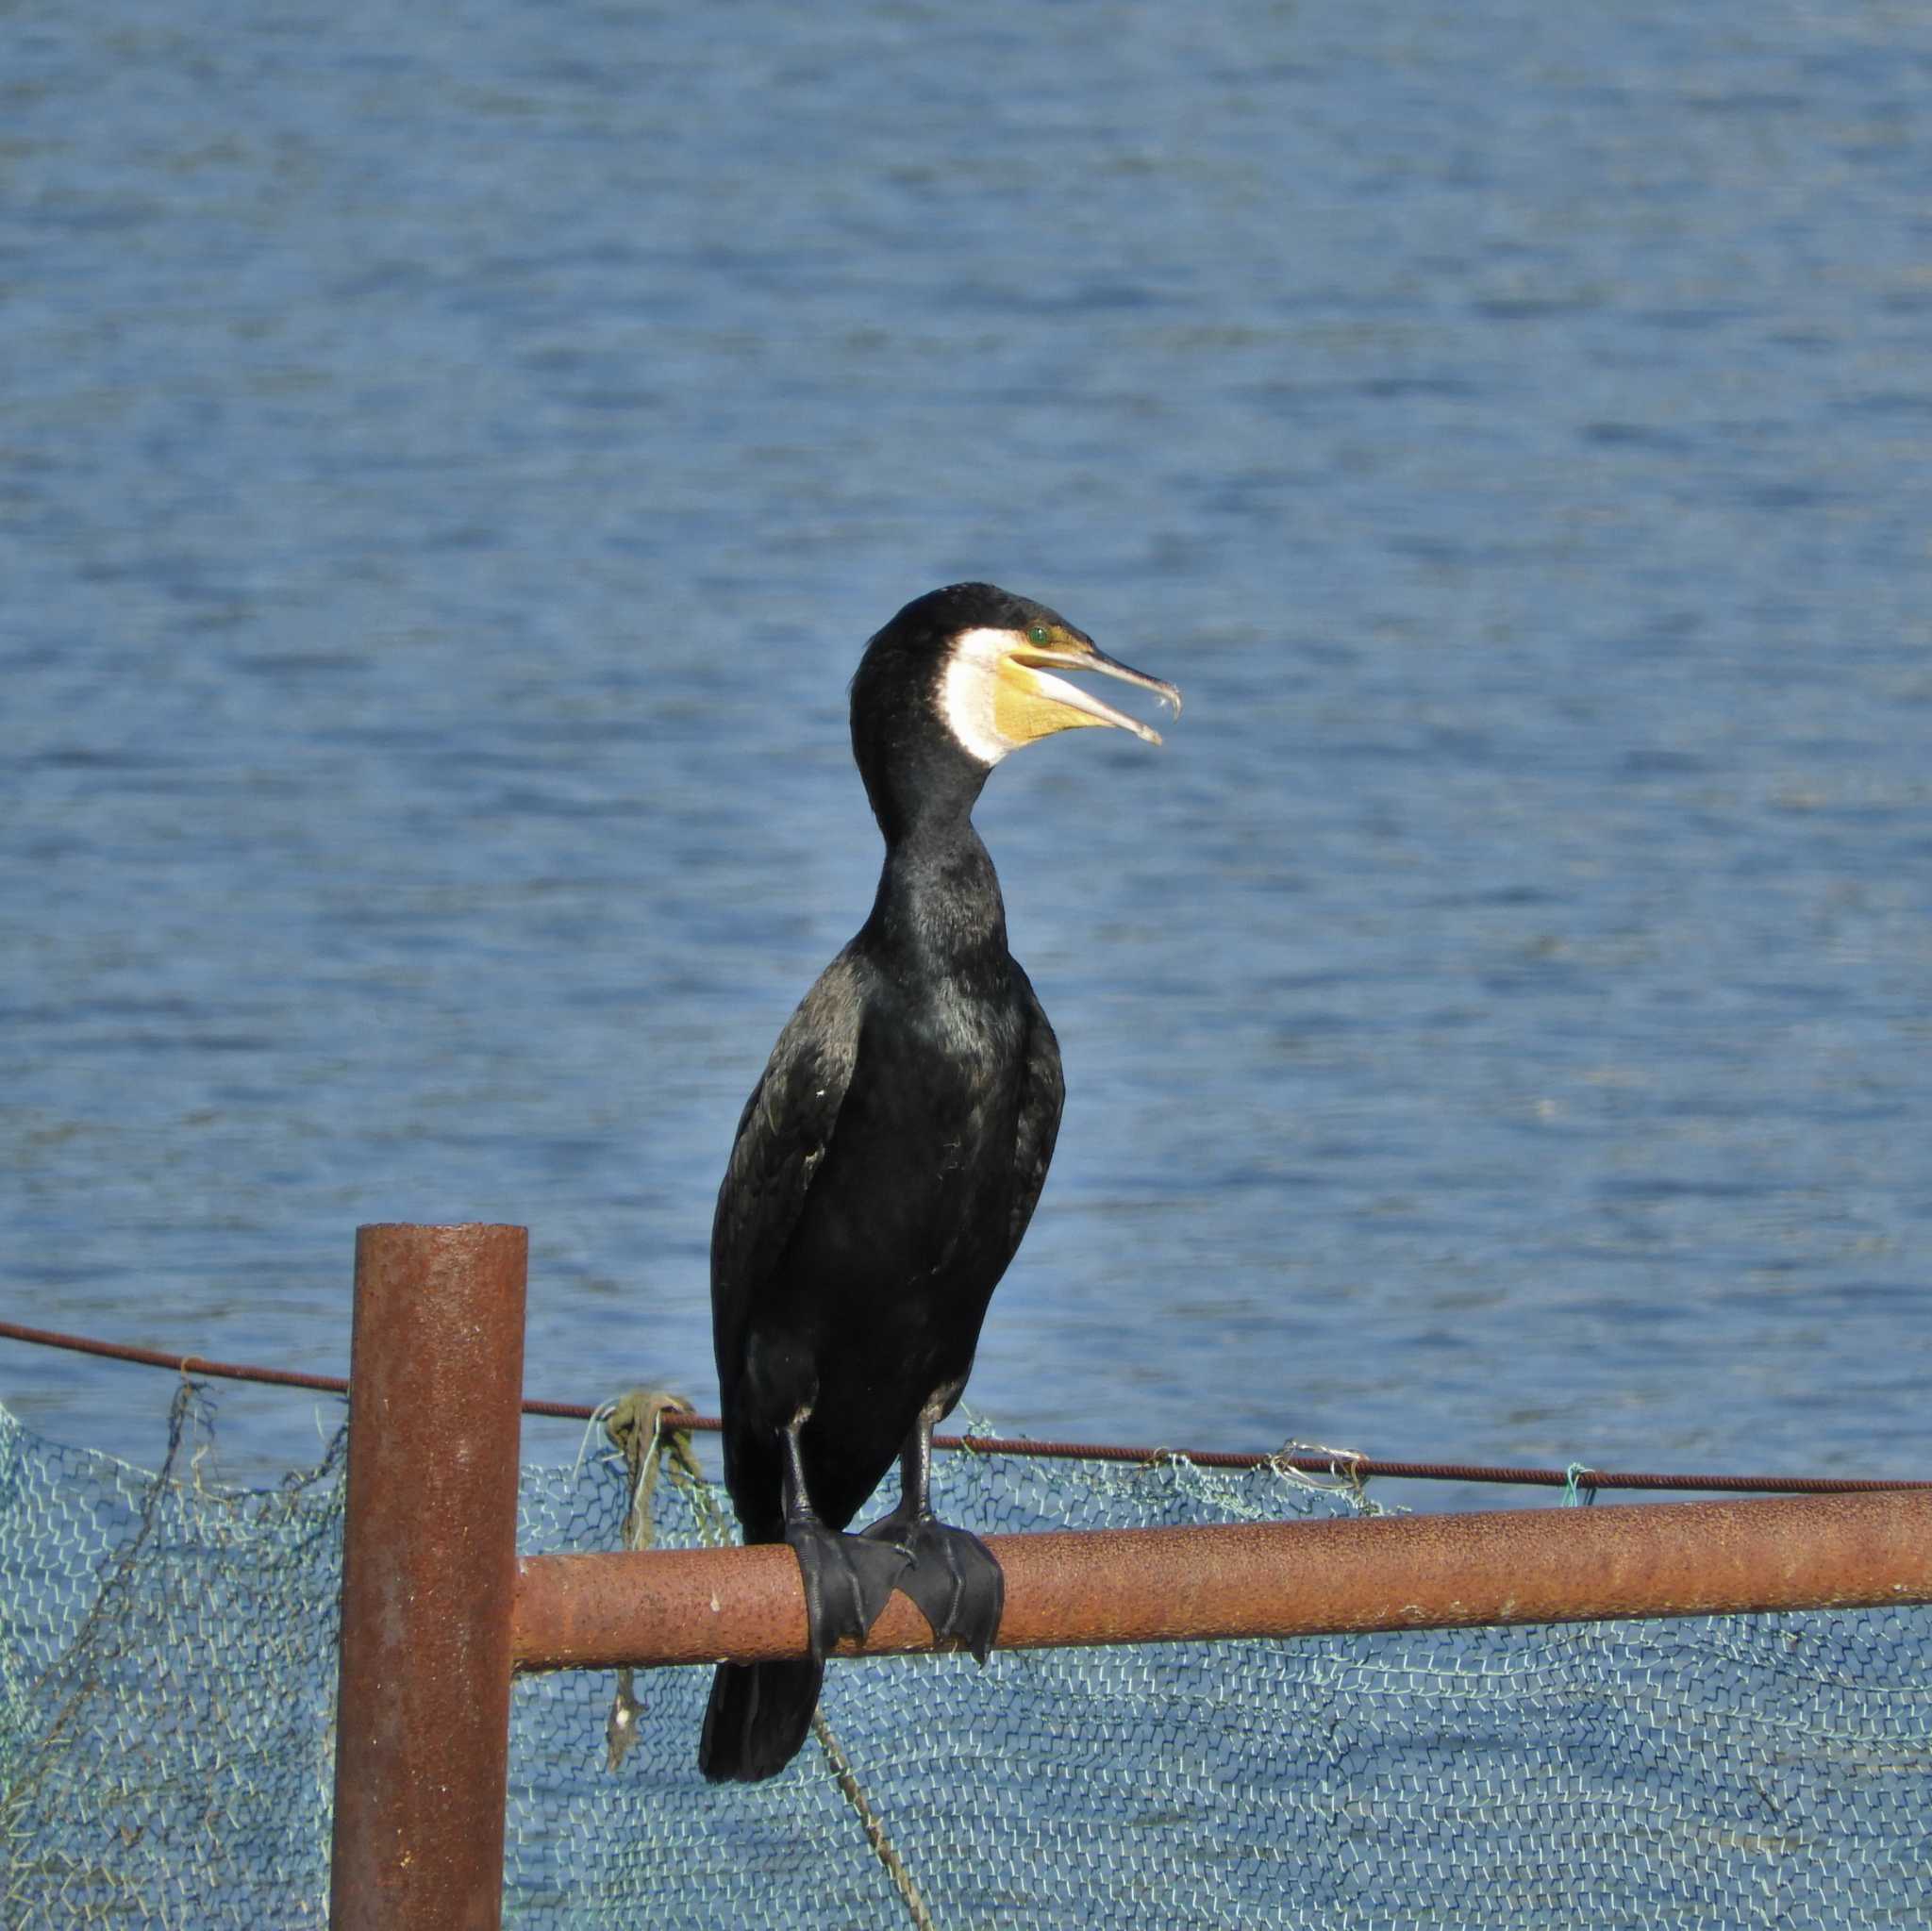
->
[860,1398,1006,1664]
[778,1411,909,1663]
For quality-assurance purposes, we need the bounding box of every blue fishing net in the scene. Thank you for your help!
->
[3,1389,1927,1929]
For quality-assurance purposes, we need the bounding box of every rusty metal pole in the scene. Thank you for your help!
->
[511,1486,1932,1672]
[329,1224,529,1931]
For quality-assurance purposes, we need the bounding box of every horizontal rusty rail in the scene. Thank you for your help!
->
[513,1486,1932,1673]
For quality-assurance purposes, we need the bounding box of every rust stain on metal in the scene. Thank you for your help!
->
[511,1489,1932,1673]
[329,1224,528,1931]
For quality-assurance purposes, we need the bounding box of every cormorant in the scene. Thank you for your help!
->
[700,582,1180,1783]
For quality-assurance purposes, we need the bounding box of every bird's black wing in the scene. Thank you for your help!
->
[710,951,867,1384]
[1006,963,1065,1256]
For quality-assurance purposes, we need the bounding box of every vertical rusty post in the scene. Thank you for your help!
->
[329,1223,529,1931]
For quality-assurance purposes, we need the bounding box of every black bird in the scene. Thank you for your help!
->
[699,582,1180,1783]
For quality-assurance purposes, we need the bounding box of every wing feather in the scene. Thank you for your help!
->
[709,954,866,1387]
[1006,965,1065,1254]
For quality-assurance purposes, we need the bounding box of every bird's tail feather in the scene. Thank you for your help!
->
[698,1658,824,1783]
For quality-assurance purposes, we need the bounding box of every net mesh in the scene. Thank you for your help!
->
[3,1387,1928,1929]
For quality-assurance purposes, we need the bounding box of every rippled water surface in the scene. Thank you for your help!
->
[5,2,1930,1503]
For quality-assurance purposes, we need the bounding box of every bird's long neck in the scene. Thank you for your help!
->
[864,793,1008,976]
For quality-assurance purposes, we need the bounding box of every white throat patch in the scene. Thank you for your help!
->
[938,626,1022,766]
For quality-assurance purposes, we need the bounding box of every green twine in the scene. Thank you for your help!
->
[1561,1461,1600,1507]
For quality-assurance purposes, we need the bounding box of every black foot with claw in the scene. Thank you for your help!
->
[785,1517,911,1662]
[862,1509,1005,1663]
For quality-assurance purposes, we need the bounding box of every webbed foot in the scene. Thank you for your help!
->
[861,1510,1005,1663]
[785,1518,911,1662]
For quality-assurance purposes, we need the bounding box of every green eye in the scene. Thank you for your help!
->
[1025,623,1051,647]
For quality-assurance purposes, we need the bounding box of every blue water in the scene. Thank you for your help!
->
[4,2,1929,1506]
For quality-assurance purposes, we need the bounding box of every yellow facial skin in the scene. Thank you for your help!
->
[991,625,1183,747]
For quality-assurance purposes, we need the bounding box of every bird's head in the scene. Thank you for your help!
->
[850,584,1181,831]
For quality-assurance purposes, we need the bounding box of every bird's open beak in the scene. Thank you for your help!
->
[999,637,1184,747]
